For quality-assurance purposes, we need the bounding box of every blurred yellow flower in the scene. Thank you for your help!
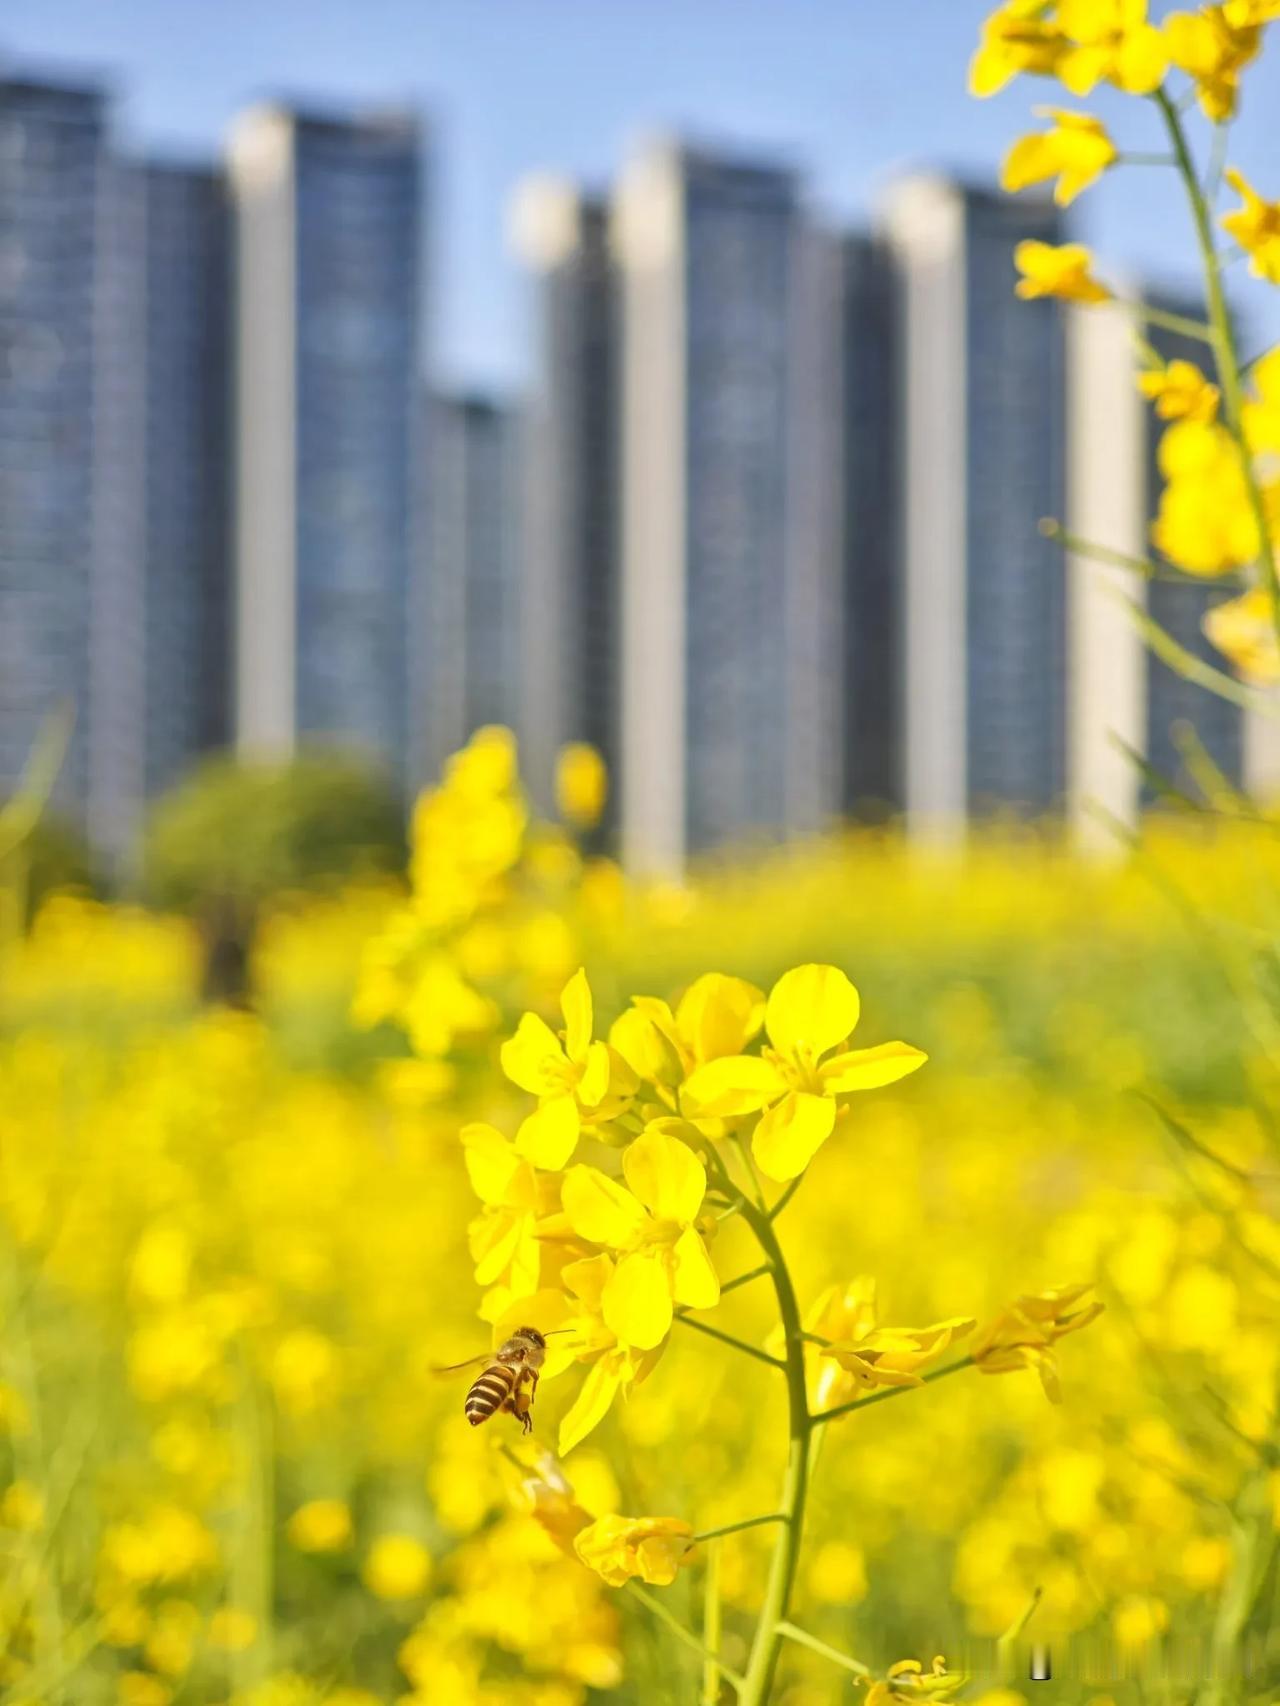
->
[118,1674,172,1706]
[1112,1592,1169,1649]
[1203,587,1280,683]
[1014,240,1111,303]
[560,1123,719,1349]
[1221,169,1280,282]
[0,1479,44,1530]
[285,1498,353,1554]
[362,1533,432,1599]
[1137,359,1220,424]
[207,1605,258,1651]
[271,1328,340,1416]
[972,1282,1103,1400]
[1166,6,1262,118]
[866,1654,965,1702]
[1244,348,1280,453]
[572,1513,694,1586]
[682,963,925,1180]
[1152,420,1259,574]
[970,3,1070,97]
[555,743,608,830]
[1001,108,1117,205]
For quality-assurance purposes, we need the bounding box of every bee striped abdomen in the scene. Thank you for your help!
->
[465,1361,516,1426]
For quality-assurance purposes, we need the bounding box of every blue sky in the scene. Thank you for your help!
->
[7,0,1280,392]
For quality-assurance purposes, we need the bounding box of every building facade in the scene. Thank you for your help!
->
[613,138,840,872]
[227,102,424,792]
[881,175,1068,835]
[509,176,618,821]
[0,76,109,828]
[838,232,900,817]
[420,391,521,781]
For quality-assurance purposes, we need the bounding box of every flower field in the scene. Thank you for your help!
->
[1,728,1277,1704]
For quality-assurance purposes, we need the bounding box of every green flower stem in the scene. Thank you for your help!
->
[1125,301,1216,343]
[674,1312,786,1371]
[702,1540,724,1705]
[628,1582,745,1691]
[720,1262,771,1295]
[1155,87,1280,652]
[736,1200,812,1706]
[692,1512,788,1544]
[996,1584,1043,1682]
[811,1355,974,1429]
[774,1620,871,1679]
[768,1174,805,1222]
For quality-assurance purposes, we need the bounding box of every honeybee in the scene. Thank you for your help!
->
[436,1325,563,1434]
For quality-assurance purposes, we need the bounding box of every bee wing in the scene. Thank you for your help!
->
[432,1353,491,1376]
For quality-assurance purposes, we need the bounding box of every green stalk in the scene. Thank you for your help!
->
[736,1200,811,1706]
[702,1540,724,1704]
[1155,91,1280,652]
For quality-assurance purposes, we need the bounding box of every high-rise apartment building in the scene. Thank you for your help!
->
[1068,298,1243,839]
[420,392,521,781]
[0,75,109,828]
[509,176,618,820]
[613,138,840,872]
[838,232,900,816]
[880,174,1068,835]
[227,102,424,792]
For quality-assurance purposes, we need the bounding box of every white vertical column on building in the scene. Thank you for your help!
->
[226,108,297,758]
[1066,301,1147,848]
[508,175,582,810]
[613,142,687,875]
[784,219,843,837]
[880,176,968,841]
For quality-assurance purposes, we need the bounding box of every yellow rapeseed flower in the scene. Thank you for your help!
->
[1001,108,1118,206]
[560,1123,719,1349]
[207,1606,258,1651]
[1166,6,1262,119]
[1137,359,1220,424]
[1151,420,1259,574]
[501,969,613,1166]
[682,964,926,1181]
[972,1282,1103,1400]
[1221,169,1280,283]
[1203,587,1280,683]
[611,972,765,1089]
[1014,240,1111,303]
[820,1306,975,1402]
[866,1655,966,1702]
[1056,0,1168,93]
[970,2,1070,97]
[572,1513,694,1587]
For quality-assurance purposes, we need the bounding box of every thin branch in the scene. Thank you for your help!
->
[720,1263,770,1295]
[674,1312,786,1371]
[1124,301,1216,343]
[1114,590,1278,717]
[774,1620,871,1679]
[768,1174,805,1221]
[692,1512,789,1544]
[628,1583,745,1691]
[813,1355,974,1428]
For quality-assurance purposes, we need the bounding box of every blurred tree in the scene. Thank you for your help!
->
[144,752,405,1005]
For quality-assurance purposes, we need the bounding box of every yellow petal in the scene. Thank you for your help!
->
[675,973,765,1064]
[681,1054,787,1119]
[1001,132,1055,194]
[471,1210,522,1287]
[610,1005,683,1085]
[1114,23,1167,92]
[752,1091,837,1183]
[820,1041,928,1094]
[671,1226,720,1310]
[577,1040,612,1109]
[501,1012,567,1095]
[560,967,593,1062]
[602,1252,674,1350]
[461,1123,520,1205]
[765,965,861,1060]
[558,1355,623,1455]
[561,1252,615,1312]
[561,1166,647,1248]
[514,1097,580,1170]
[622,1126,706,1224]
